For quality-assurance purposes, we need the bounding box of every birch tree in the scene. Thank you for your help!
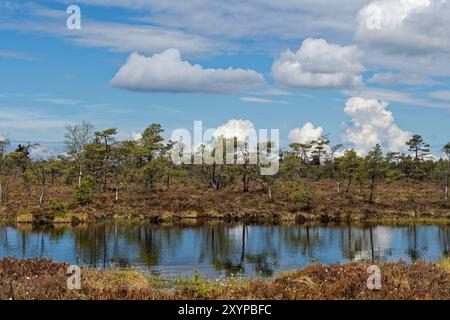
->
[65,121,93,187]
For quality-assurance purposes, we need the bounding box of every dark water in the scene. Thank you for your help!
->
[0,222,449,278]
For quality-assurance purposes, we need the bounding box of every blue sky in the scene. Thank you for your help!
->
[0,0,449,158]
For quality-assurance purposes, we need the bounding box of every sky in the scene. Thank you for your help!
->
[0,0,449,159]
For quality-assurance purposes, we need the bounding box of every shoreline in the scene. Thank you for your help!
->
[1,208,450,226]
[1,180,449,226]
[0,257,448,300]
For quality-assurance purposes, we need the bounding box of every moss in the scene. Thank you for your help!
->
[83,269,150,291]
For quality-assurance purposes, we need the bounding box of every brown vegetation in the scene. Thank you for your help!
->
[0,257,449,300]
[0,124,448,224]
[1,178,449,224]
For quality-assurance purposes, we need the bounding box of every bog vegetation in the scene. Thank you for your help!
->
[0,257,448,300]
[0,122,448,222]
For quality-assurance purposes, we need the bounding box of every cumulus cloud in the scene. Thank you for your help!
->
[272,38,364,89]
[30,145,57,161]
[110,49,265,94]
[131,131,143,141]
[288,122,324,144]
[356,0,450,53]
[354,0,450,79]
[342,97,411,154]
[173,119,259,155]
[213,119,257,140]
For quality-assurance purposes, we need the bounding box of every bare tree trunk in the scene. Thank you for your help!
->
[78,165,82,187]
[242,175,249,192]
[38,184,45,207]
[242,162,249,192]
[445,184,448,202]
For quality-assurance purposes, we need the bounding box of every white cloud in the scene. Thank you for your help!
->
[0,107,67,131]
[30,145,57,161]
[0,49,37,61]
[71,20,221,57]
[37,98,83,105]
[131,131,142,141]
[56,0,366,43]
[429,90,450,101]
[354,0,450,79]
[213,119,257,140]
[368,72,438,86]
[110,49,265,94]
[363,48,450,78]
[342,97,411,154]
[0,3,221,57]
[356,0,450,54]
[272,38,364,89]
[239,96,289,104]
[256,88,293,96]
[344,86,450,109]
[288,122,324,144]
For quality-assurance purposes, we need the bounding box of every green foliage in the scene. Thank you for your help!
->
[432,158,450,202]
[74,184,92,205]
[1,121,448,210]
[362,144,388,202]
[63,164,79,185]
[82,175,96,189]
[287,181,319,210]
[140,158,170,191]
[141,123,165,159]
[443,143,450,158]
[74,176,95,205]
[406,134,430,161]
[336,149,361,194]
[51,200,66,212]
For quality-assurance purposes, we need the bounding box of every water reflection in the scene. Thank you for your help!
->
[0,222,449,278]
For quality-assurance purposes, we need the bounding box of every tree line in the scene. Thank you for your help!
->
[0,122,448,208]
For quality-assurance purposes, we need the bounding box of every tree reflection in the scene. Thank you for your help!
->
[406,224,422,261]
[0,222,449,277]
